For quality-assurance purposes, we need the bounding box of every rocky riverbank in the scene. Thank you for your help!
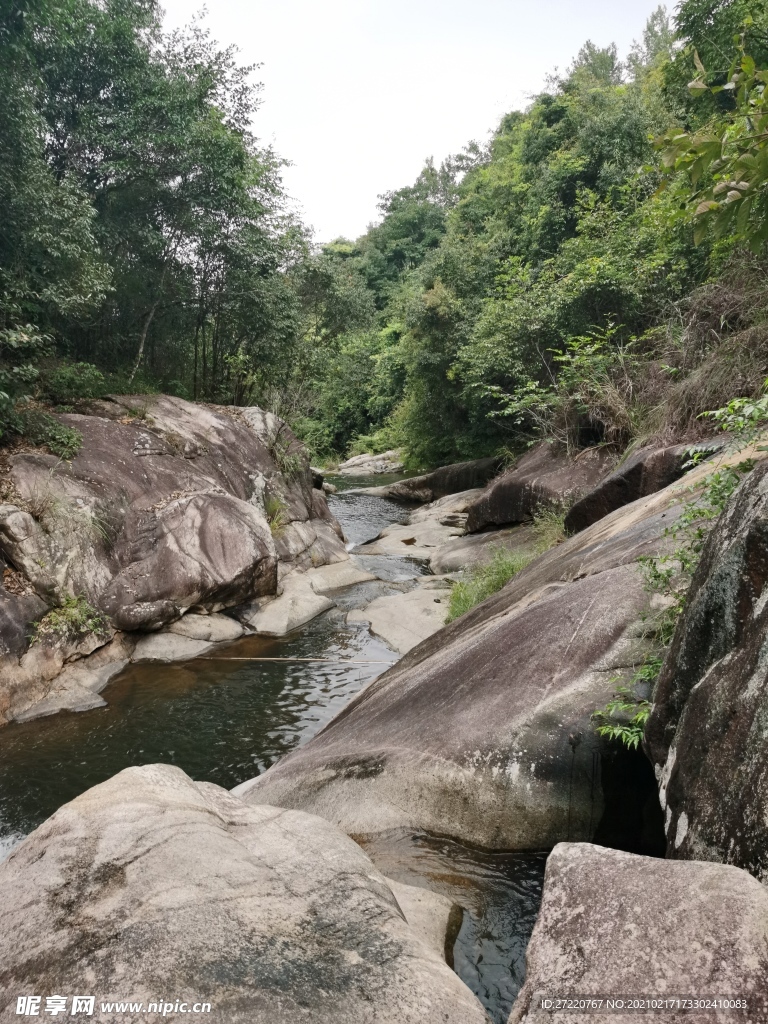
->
[0,395,349,724]
[4,425,768,1022]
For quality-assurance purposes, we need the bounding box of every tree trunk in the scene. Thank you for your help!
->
[128,298,159,386]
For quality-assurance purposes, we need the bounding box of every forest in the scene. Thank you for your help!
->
[2,0,768,469]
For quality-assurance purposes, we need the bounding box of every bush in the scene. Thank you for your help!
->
[531,501,569,549]
[40,362,105,405]
[22,410,83,459]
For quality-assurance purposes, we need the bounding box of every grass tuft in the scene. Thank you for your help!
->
[445,548,535,623]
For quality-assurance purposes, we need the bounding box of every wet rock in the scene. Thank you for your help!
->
[336,450,404,476]
[465,444,614,533]
[239,572,335,636]
[238,456,745,850]
[167,612,244,642]
[132,632,215,662]
[0,764,489,1024]
[509,843,768,1024]
[564,438,725,534]
[645,459,768,881]
[310,466,324,489]
[362,458,504,504]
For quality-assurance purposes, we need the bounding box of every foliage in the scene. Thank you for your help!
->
[32,595,109,644]
[445,548,535,623]
[659,48,768,249]
[21,410,83,459]
[40,363,105,405]
[0,327,52,437]
[531,501,570,549]
[484,325,640,453]
[592,661,658,750]
[265,425,305,479]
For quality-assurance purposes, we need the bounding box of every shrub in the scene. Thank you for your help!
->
[40,362,104,405]
[531,501,569,550]
[32,595,109,644]
[21,410,83,459]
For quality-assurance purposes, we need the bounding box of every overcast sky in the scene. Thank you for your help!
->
[160,0,668,243]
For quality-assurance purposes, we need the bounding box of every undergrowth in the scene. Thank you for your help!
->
[264,493,288,536]
[445,548,535,623]
[446,499,570,622]
[32,595,109,644]
[593,384,768,748]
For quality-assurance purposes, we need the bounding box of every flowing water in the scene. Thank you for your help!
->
[0,474,545,1022]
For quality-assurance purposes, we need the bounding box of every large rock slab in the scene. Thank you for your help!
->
[100,492,278,631]
[361,458,503,504]
[357,519,465,561]
[131,632,215,662]
[564,439,725,534]
[466,444,614,533]
[238,454,754,850]
[645,458,768,882]
[0,764,488,1024]
[510,843,768,1024]
[167,612,244,642]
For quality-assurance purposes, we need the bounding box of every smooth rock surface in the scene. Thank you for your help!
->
[645,458,768,881]
[132,632,215,662]
[240,572,335,636]
[509,843,768,1024]
[429,525,538,574]
[564,438,725,534]
[348,580,453,655]
[0,395,348,723]
[305,559,376,593]
[466,443,614,533]
[167,612,244,642]
[357,519,465,561]
[239,455,749,850]
[361,458,503,504]
[0,765,489,1024]
[385,878,461,965]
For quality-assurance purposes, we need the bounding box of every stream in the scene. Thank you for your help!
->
[0,475,544,1023]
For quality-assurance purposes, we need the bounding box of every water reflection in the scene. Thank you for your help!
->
[0,618,396,845]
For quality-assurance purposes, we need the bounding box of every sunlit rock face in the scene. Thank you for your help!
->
[0,764,489,1024]
[239,466,717,851]
[509,843,768,1024]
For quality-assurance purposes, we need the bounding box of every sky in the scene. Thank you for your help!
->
[160,0,668,243]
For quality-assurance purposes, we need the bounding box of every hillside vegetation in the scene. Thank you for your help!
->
[2,0,768,468]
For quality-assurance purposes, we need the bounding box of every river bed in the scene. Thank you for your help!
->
[0,475,544,1023]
